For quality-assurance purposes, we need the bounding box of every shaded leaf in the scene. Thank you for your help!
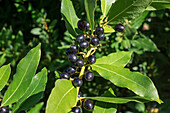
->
[91,64,162,103]
[61,0,79,37]
[107,0,152,25]
[146,0,170,10]
[0,64,11,91]
[95,51,132,67]
[27,102,44,113]
[101,0,116,17]
[46,79,77,113]
[84,0,97,32]
[1,44,41,106]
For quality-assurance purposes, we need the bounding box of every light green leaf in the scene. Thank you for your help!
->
[106,0,152,25]
[27,102,44,113]
[55,71,60,79]
[146,0,170,10]
[84,0,97,32]
[94,88,117,113]
[91,64,162,103]
[12,68,47,112]
[0,64,11,91]
[46,79,77,113]
[30,28,41,35]
[103,25,115,33]
[61,0,79,37]
[95,51,132,67]
[101,0,116,17]
[1,44,41,106]
[87,96,150,104]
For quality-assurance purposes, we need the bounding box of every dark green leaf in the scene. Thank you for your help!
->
[91,64,162,103]
[61,0,79,37]
[46,79,78,113]
[27,102,44,113]
[101,0,116,17]
[106,0,152,25]
[1,44,41,106]
[0,64,11,91]
[84,0,97,32]
[146,0,170,10]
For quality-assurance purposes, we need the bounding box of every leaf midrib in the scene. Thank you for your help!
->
[2,51,37,106]
[93,64,147,93]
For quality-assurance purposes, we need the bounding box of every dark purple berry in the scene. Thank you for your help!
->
[85,71,94,81]
[115,24,125,32]
[88,55,96,64]
[0,106,9,113]
[71,106,82,113]
[76,34,85,43]
[84,21,90,30]
[67,66,76,75]
[68,54,78,63]
[86,36,91,42]
[76,59,84,67]
[80,41,89,49]
[84,100,93,110]
[60,73,70,80]
[65,48,72,55]
[78,92,82,98]
[77,20,86,31]
[70,45,78,53]
[95,27,104,35]
[97,33,105,41]
[91,38,99,46]
[73,78,83,87]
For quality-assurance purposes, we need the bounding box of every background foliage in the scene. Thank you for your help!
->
[0,0,170,112]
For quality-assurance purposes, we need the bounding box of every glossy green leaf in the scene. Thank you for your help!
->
[103,25,115,33]
[12,68,47,112]
[27,102,44,113]
[0,64,11,91]
[146,0,170,10]
[106,0,152,25]
[1,44,41,106]
[94,88,117,113]
[61,0,79,37]
[84,0,97,32]
[101,0,116,17]
[95,51,132,67]
[46,79,77,113]
[91,64,162,103]
[87,96,150,104]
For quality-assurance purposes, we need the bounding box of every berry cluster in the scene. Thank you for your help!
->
[0,106,9,113]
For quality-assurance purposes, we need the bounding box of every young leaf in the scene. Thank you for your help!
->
[95,51,132,67]
[87,96,150,104]
[91,64,162,103]
[27,102,44,113]
[0,64,11,91]
[146,0,170,10]
[101,0,116,17]
[103,25,115,33]
[46,79,77,113]
[94,88,117,113]
[106,0,152,25]
[84,0,97,32]
[1,44,41,106]
[61,0,79,37]
[12,68,47,112]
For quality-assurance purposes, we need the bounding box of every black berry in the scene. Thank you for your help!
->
[86,36,91,42]
[88,55,96,64]
[65,48,72,55]
[76,59,84,67]
[67,66,76,75]
[115,24,125,32]
[84,21,90,30]
[60,73,70,80]
[95,27,104,35]
[70,45,78,53]
[80,41,89,49]
[78,92,82,98]
[71,106,82,113]
[97,33,105,41]
[0,106,9,113]
[73,78,83,87]
[85,71,94,81]
[76,34,85,43]
[84,100,93,110]
[91,38,99,46]
[77,20,86,31]
[68,54,78,63]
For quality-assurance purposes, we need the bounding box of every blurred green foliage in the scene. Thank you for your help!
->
[0,0,170,112]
